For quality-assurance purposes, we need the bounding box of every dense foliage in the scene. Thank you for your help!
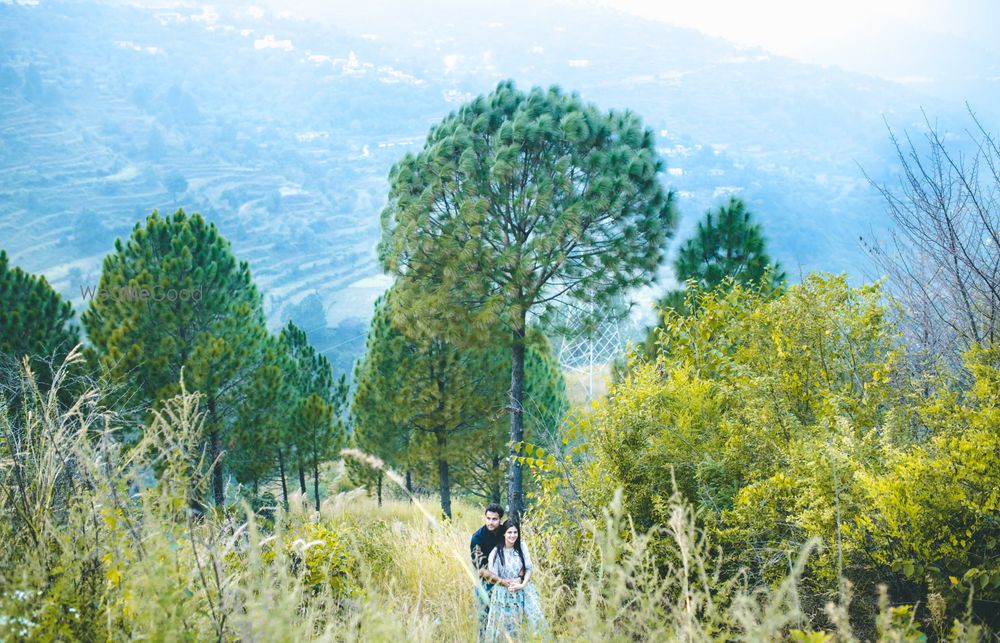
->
[535,275,1000,633]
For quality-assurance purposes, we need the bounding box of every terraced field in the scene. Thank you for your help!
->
[0,1,425,372]
[1,0,981,376]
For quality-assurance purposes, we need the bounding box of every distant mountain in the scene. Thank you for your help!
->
[0,0,986,369]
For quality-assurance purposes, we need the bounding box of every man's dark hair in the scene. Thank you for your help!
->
[485,502,504,518]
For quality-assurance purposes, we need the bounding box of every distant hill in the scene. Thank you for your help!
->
[0,0,984,371]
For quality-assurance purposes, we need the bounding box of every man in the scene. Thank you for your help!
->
[470,502,511,635]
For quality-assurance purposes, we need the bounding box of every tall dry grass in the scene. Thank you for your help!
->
[0,352,988,641]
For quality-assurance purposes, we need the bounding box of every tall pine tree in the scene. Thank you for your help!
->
[351,287,508,519]
[640,197,785,358]
[281,321,348,512]
[229,332,292,505]
[673,197,783,293]
[379,81,677,520]
[82,210,270,508]
[349,293,416,506]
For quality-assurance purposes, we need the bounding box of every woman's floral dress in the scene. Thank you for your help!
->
[480,542,550,642]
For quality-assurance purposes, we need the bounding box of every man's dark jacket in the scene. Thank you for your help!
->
[470,525,499,572]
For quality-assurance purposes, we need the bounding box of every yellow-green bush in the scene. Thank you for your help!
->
[851,343,1000,617]
[260,521,356,597]
[536,274,999,633]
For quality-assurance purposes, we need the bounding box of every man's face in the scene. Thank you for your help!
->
[484,510,501,532]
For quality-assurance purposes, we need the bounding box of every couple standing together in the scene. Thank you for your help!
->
[469,503,549,642]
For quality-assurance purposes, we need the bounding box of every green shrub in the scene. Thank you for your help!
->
[533,276,999,634]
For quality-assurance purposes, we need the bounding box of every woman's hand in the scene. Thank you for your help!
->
[507,582,524,593]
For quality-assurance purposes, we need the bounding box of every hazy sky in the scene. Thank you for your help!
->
[259,0,998,99]
[588,0,1000,88]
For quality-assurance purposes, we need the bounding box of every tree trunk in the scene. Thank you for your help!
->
[277,446,289,509]
[377,472,383,507]
[210,429,224,506]
[508,320,526,523]
[208,396,224,507]
[432,346,453,519]
[491,455,502,503]
[313,459,321,512]
[297,454,307,494]
[437,432,452,519]
[406,470,413,501]
[189,487,204,516]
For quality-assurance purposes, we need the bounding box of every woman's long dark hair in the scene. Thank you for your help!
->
[496,521,526,572]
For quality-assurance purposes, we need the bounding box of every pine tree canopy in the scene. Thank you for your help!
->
[0,249,79,364]
[673,196,784,292]
[378,79,678,340]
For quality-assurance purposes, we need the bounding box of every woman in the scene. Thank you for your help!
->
[481,521,549,642]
